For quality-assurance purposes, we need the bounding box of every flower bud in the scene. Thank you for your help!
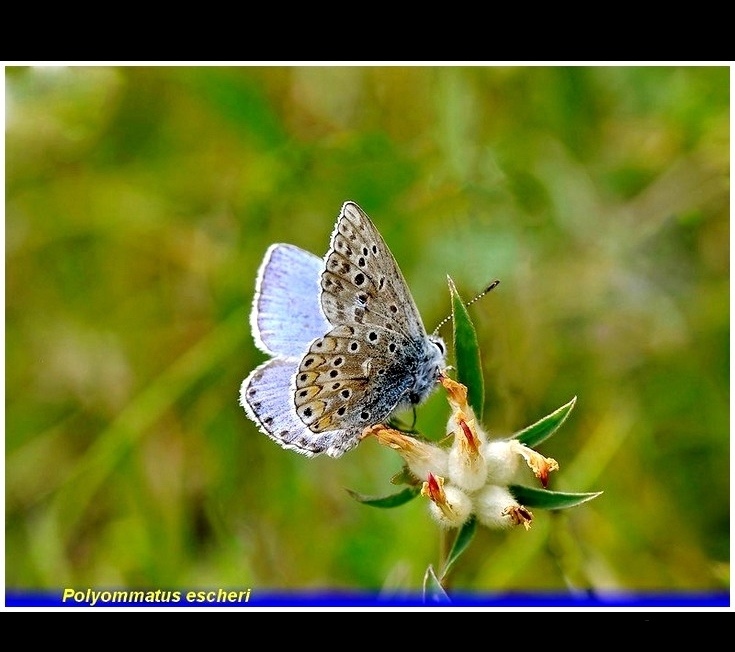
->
[421,473,472,529]
[474,485,533,531]
[447,411,488,491]
[484,439,522,486]
[484,439,559,488]
[362,424,448,480]
[513,440,559,488]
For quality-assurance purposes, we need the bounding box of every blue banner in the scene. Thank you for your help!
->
[5,589,730,608]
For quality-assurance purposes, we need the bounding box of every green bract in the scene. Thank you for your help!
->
[514,396,578,448]
[449,276,486,421]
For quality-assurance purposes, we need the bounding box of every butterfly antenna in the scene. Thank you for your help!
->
[433,279,500,334]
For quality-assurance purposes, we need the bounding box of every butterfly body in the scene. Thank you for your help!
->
[241,201,446,458]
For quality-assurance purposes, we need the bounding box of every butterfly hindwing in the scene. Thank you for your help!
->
[240,357,356,457]
[293,325,416,435]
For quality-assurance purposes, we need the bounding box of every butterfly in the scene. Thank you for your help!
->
[240,201,447,458]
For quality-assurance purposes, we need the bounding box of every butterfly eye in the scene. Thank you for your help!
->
[431,337,446,355]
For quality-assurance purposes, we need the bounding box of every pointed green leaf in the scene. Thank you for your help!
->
[514,396,577,447]
[423,564,451,604]
[345,485,421,508]
[448,276,484,421]
[441,516,477,580]
[509,484,603,510]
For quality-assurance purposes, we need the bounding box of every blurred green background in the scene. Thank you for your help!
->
[5,65,729,598]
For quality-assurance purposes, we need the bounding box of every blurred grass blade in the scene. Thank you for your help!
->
[50,308,247,539]
[448,276,484,421]
[509,484,603,510]
[514,396,577,447]
[441,516,477,580]
[423,564,451,604]
[346,485,421,508]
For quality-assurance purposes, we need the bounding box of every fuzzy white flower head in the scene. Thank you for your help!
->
[362,424,448,480]
[484,439,523,486]
[473,485,533,531]
[485,438,560,488]
[421,473,472,529]
[447,411,488,492]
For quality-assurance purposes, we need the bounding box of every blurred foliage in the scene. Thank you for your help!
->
[5,65,729,596]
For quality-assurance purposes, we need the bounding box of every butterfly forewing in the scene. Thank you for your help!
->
[320,202,426,338]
